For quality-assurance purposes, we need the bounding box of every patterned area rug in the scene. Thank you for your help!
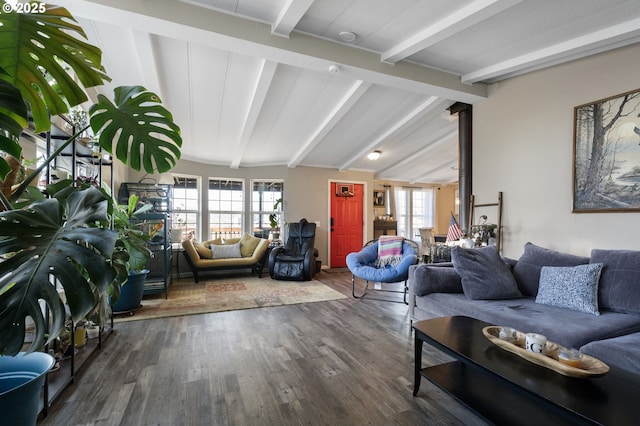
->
[113,276,346,323]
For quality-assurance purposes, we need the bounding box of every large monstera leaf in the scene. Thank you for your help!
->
[0,1,109,132]
[0,187,117,355]
[90,86,182,173]
[0,72,26,180]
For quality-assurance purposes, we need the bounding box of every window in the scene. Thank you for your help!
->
[395,187,434,239]
[208,178,244,240]
[411,188,435,233]
[172,176,199,242]
[395,187,409,237]
[251,180,283,238]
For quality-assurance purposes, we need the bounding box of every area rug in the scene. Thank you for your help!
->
[113,276,346,323]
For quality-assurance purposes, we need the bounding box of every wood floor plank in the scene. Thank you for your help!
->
[38,271,488,426]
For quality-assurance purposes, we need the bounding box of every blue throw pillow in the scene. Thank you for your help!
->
[408,264,462,297]
[535,263,603,315]
[590,249,640,314]
[451,246,522,300]
[512,242,590,297]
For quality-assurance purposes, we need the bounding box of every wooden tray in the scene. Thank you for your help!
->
[482,326,609,378]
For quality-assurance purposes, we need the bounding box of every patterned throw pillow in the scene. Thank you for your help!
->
[536,263,603,315]
[210,242,242,259]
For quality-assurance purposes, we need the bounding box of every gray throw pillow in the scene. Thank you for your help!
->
[408,263,462,297]
[210,242,242,259]
[536,263,603,315]
[512,242,590,297]
[590,249,640,314]
[451,246,522,300]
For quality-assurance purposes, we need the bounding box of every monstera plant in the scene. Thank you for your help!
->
[0,2,182,356]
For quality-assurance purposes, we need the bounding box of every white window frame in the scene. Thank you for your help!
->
[207,177,245,240]
[395,187,435,240]
[171,174,200,242]
[251,179,284,238]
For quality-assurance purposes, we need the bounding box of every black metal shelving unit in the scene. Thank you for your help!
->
[26,116,116,418]
[118,183,173,298]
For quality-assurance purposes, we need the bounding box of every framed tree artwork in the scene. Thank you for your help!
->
[573,88,640,212]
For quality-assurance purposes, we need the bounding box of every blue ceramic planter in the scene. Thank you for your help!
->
[0,351,55,425]
[111,269,149,313]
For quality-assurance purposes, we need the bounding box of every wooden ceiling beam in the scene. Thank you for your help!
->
[272,0,315,38]
[382,0,523,64]
[54,0,487,103]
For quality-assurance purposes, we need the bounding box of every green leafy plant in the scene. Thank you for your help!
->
[0,2,183,355]
[111,193,154,277]
[470,215,497,246]
[269,198,283,229]
[0,187,117,355]
[103,191,154,310]
[90,87,182,172]
[0,4,108,133]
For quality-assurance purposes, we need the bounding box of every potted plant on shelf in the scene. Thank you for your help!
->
[470,215,497,247]
[0,3,182,424]
[269,198,283,240]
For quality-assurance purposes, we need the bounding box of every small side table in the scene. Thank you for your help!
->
[258,241,282,278]
[257,247,271,278]
[172,243,184,280]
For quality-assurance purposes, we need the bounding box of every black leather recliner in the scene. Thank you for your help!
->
[269,218,319,281]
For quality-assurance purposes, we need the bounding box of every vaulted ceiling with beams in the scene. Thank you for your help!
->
[54,0,640,184]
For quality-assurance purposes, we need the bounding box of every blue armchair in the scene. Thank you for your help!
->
[346,238,419,303]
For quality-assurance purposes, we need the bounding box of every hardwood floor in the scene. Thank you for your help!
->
[38,271,488,426]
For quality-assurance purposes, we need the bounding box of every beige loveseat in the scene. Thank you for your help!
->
[182,234,269,282]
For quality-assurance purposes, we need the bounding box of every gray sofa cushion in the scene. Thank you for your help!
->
[590,249,640,314]
[451,246,521,300]
[512,242,590,297]
[413,293,640,348]
[580,332,640,375]
[408,263,461,297]
[536,263,603,315]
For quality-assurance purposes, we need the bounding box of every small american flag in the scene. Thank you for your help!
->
[446,213,462,242]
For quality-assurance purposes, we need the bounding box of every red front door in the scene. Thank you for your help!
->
[330,183,364,267]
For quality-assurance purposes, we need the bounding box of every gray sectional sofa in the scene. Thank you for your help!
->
[408,242,640,376]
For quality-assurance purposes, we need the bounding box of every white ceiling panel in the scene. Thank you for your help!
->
[56,0,640,184]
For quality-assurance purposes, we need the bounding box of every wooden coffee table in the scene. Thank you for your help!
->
[413,316,640,426]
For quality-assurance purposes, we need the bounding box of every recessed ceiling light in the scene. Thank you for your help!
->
[338,31,357,42]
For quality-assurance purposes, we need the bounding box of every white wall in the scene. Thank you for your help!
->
[474,43,640,258]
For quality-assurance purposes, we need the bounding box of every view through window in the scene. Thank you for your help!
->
[395,187,434,240]
[251,180,284,239]
[208,178,244,240]
[172,176,199,242]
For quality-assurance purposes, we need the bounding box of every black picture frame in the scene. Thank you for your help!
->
[373,190,385,207]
